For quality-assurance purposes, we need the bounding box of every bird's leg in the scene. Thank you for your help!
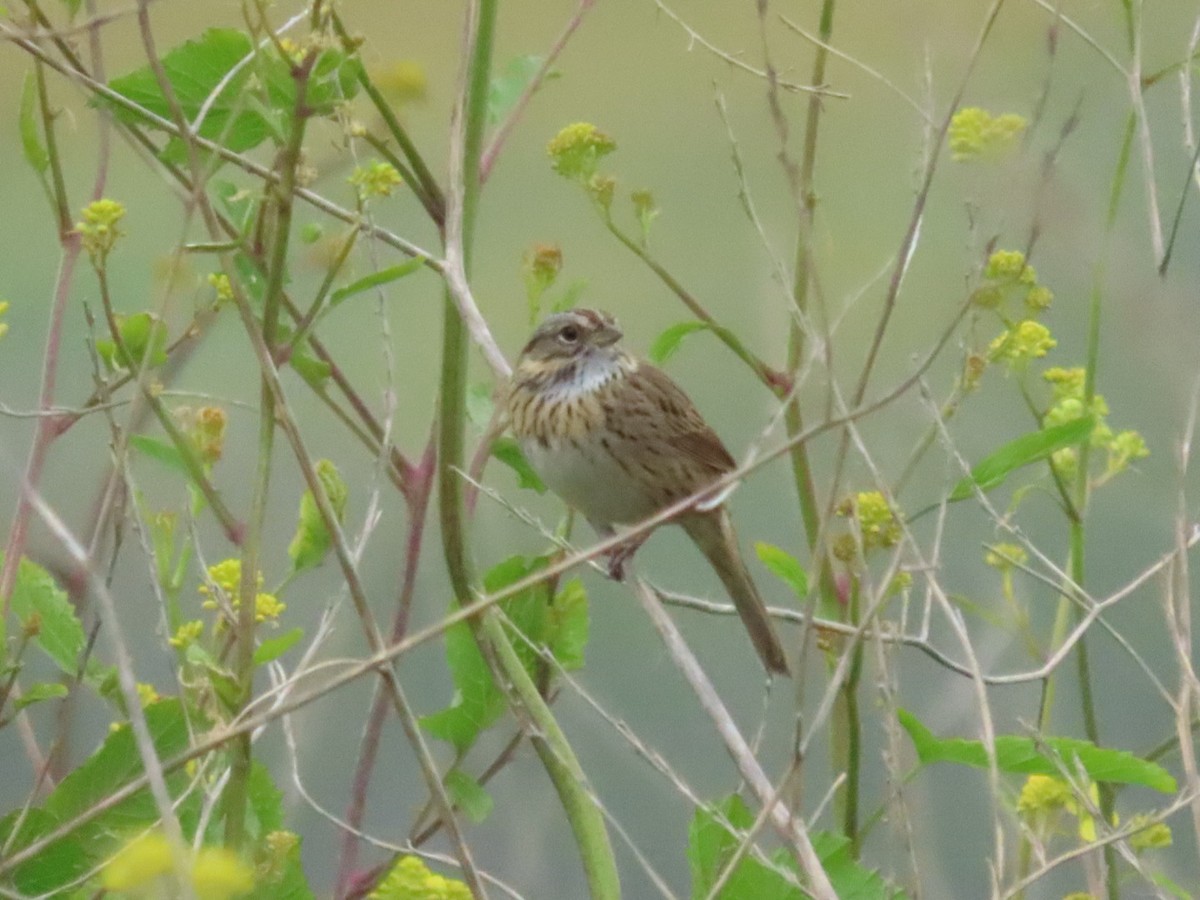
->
[588,520,649,582]
[605,531,649,582]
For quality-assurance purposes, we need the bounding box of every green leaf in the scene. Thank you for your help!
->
[898,709,1177,792]
[949,416,1095,501]
[329,258,424,306]
[3,554,112,688]
[105,30,272,159]
[689,795,904,900]
[421,556,554,753]
[755,542,808,598]
[130,433,189,475]
[487,55,551,123]
[548,578,589,670]
[689,795,804,899]
[650,321,709,365]
[0,808,90,895]
[14,681,69,711]
[290,347,333,390]
[419,619,506,753]
[491,437,546,493]
[444,769,493,824]
[213,179,259,232]
[254,627,304,666]
[811,830,905,900]
[20,72,49,175]
[96,312,169,371]
[287,459,348,572]
[44,698,192,824]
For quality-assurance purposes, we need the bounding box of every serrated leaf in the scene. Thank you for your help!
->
[898,709,1176,792]
[444,769,493,824]
[689,795,903,900]
[20,72,49,175]
[650,321,709,365]
[130,433,189,475]
[0,808,90,895]
[3,554,111,689]
[43,698,191,824]
[14,681,69,711]
[689,795,805,899]
[253,627,304,666]
[755,542,808,598]
[421,556,554,753]
[329,258,424,306]
[492,437,546,493]
[104,30,271,158]
[949,416,1095,501]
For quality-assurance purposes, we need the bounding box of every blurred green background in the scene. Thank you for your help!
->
[2,1,1198,896]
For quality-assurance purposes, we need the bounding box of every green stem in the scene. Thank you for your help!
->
[224,45,314,850]
[481,611,620,898]
[840,576,863,857]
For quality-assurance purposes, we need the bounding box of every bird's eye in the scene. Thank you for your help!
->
[559,325,580,343]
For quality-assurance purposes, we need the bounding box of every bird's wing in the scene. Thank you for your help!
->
[629,363,736,475]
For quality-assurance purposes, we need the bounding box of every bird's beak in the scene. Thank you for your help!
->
[594,322,623,347]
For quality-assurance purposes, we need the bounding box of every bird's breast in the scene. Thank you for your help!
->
[509,381,658,526]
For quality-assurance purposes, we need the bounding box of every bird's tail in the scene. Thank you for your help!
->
[682,510,791,676]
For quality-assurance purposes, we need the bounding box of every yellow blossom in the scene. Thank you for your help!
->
[136,683,160,706]
[949,107,1027,161]
[102,831,175,891]
[350,160,404,199]
[208,273,234,304]
[76,198,127,263]
[373,60,427,103]
[1017,774,1071,815]
[369,855,471,900]
[170,620,204,649]
[1128,815,1172,852]
[989,320,1056,364]
[985,543,1027,571]
[985,250,1029,282]
[0,300,8,340]
[191,846,255,900]
[547,122,616,181]
[849,491,901,549]
[254,592,286,622]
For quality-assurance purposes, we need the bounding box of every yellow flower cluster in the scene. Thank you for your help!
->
[1042,367,1149,481]
[208,273,234,304]
[547,122,616,181]
[834,491,901,560]
[199,560,284,622]
[169,620,204,649]
[0,300,8,340]
[76,199,127,263]
[977,249,1055,314]
[102,831,255,900]
[350,160,404,199]
[176,405,228,466]
[988,320,1056,364]
[949,107,1027,161]
[984,543,1027,571]
[369,855,471,900]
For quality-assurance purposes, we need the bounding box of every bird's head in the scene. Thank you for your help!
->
[514,308,630,389]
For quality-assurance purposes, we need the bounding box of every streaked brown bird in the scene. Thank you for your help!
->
[507,308,790,675]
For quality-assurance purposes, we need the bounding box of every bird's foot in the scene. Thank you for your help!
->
[604,534,647,582]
